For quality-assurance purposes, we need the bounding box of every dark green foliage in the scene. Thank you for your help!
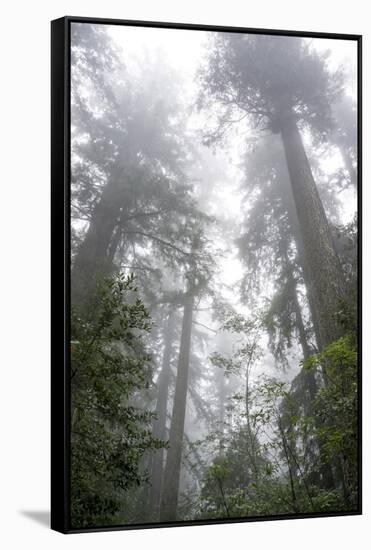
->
[304,335,358,507]
[70,273,165,528]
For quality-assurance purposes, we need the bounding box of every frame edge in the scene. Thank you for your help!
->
[51,15,70,534]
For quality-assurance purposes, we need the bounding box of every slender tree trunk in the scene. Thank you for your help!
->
[149,310,176,520]
[159,293,194,522]
[245,360,260,484]
[278,418,299,513]
[280,116,346,348]
[332,131,357,188]
[218,369,226,454]
[107,225,124,266]
[341,147,357,188]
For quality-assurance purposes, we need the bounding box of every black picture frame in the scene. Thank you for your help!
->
[51,16,362,534]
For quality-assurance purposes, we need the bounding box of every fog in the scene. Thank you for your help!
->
[69,22,358,528]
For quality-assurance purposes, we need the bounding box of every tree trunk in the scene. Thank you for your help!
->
[278,418,299,513]
[341,146,357,188]
[291,283,311,362]
[280,116,346,348]
[245,360,260,485]
[72,175,123,306]
[280,176,323,351]
[218,369,226,454]
[149,310,176,520]
[289,272,336,490]
[332,131,357,188]
[159,293,194,522]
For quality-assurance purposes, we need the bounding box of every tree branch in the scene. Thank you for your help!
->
[125,231,198,257]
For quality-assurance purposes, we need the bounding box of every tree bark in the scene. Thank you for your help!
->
[291,280,311,362]
[72,171,124,306]
[245,359,260,485]
[280,116,346,348]
[218,369,226,454]
[159,293,194,522]
[332,130,357,188]
[289,271,336,489]
[149,310,176,520]
[280,175,323,351]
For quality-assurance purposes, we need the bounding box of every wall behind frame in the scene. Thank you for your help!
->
[0,0,368,548]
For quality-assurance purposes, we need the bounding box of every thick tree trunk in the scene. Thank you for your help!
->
[280,116,346,348]
[149,310,176,520]
[280,176,323,351]
[159,293,194,522]
[289,273,336,489]
[72,175,123,306]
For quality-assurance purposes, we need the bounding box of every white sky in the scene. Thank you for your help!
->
[109,25,207,79]
[108,25,357,95]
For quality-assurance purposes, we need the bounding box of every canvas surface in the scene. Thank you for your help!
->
[68,21,359,530]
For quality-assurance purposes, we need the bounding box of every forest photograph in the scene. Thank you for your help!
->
[69,21,359,530]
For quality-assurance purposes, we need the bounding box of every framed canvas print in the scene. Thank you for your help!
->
[51,16,362,533]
